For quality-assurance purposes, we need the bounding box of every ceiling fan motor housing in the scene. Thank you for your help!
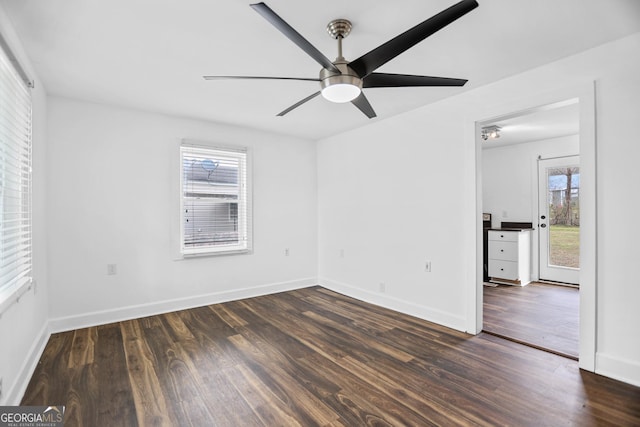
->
[319,61,363,103]
[320,61,362,88]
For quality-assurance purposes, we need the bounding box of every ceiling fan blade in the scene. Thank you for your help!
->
[203,75,319,82]
[363,73,467,88]
[250,3,340,74]
[351,92,377,119]
[349,0,478,78]
[277,91,321,116]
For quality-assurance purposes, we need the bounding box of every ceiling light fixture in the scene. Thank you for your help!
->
[320,74,362,103]
[481,125,501,140]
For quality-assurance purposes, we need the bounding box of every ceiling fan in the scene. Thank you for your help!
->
[204,0,479,118]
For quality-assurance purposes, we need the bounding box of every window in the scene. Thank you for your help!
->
[180,142,251,256]
[0,37,32,312]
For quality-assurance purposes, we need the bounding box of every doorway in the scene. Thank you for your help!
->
[478,100,582,359]
[471,85,597,371]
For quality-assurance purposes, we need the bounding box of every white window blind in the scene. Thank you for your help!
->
[180,143,251,256]
[0,38,32,313]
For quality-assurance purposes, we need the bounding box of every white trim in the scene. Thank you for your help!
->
[465,117,482,334]
[529,153,540,282]
[577,83,597,372]
[180,139,249,154]
[4,321,50,405]
[0,28,33,88]
[470,81,597,372]
[48,278,316,333]
[319,277,467,332]
[596,353,640,388]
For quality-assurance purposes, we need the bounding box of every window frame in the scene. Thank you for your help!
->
[0,34,33,314]
[179,141,252,257]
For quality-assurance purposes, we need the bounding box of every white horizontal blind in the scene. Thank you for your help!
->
[0,39,32,308]
[180,143,251,255]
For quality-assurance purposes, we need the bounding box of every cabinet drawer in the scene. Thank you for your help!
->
[489,260,518,280]
[489,241,518,261]
[488,230,519,242]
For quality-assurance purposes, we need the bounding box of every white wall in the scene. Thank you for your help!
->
[482,135,579,279]
[318,32,640,386]
[46,97,318,328]
[318,107,471,330]
[482,135,579,228]
[0,5,50,405]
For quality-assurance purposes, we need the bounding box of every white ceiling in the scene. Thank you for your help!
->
[2,0,639,140]
[481,101,580,148]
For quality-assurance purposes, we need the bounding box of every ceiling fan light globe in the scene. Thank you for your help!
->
[321,83,361,103]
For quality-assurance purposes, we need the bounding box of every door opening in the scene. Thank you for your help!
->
[478,100,582,359]
[472,84,597,371]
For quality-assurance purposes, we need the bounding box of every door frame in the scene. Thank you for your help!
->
[466,82,596,372]
[538,154,581,284]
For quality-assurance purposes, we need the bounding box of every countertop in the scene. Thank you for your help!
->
[488,227,534,231]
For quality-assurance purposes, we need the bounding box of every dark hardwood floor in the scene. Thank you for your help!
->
[483,282,579,359]
[23,286,640,426]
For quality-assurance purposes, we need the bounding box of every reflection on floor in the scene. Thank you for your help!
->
[483,282,579,359]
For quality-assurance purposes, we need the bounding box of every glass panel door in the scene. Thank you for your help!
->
[538,156,580,284]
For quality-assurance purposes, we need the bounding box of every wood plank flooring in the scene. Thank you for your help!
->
[22,286,640,426]
[483,282,579,359]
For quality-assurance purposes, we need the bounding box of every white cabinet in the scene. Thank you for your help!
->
[488,230,531,286]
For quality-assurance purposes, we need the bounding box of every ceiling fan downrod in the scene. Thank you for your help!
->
[326,18,352,60]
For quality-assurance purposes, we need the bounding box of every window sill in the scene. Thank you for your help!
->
[0,278,32,317]
[177,248,252,260]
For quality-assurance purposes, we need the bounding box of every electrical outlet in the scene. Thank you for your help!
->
[107,264,117,275]
[425,261,432,272]
[340,249,344,258]
[379,282,386,293]
[284,248,290,256]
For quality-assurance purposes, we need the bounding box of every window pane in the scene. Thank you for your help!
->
[180,144,249,255]
[184,200,239,247]
[547,167,580,268]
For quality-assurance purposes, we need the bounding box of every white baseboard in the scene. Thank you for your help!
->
[49,277,317,333]
[5,322,51,405]
[319,277,467,332]
[596,352,640,388]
